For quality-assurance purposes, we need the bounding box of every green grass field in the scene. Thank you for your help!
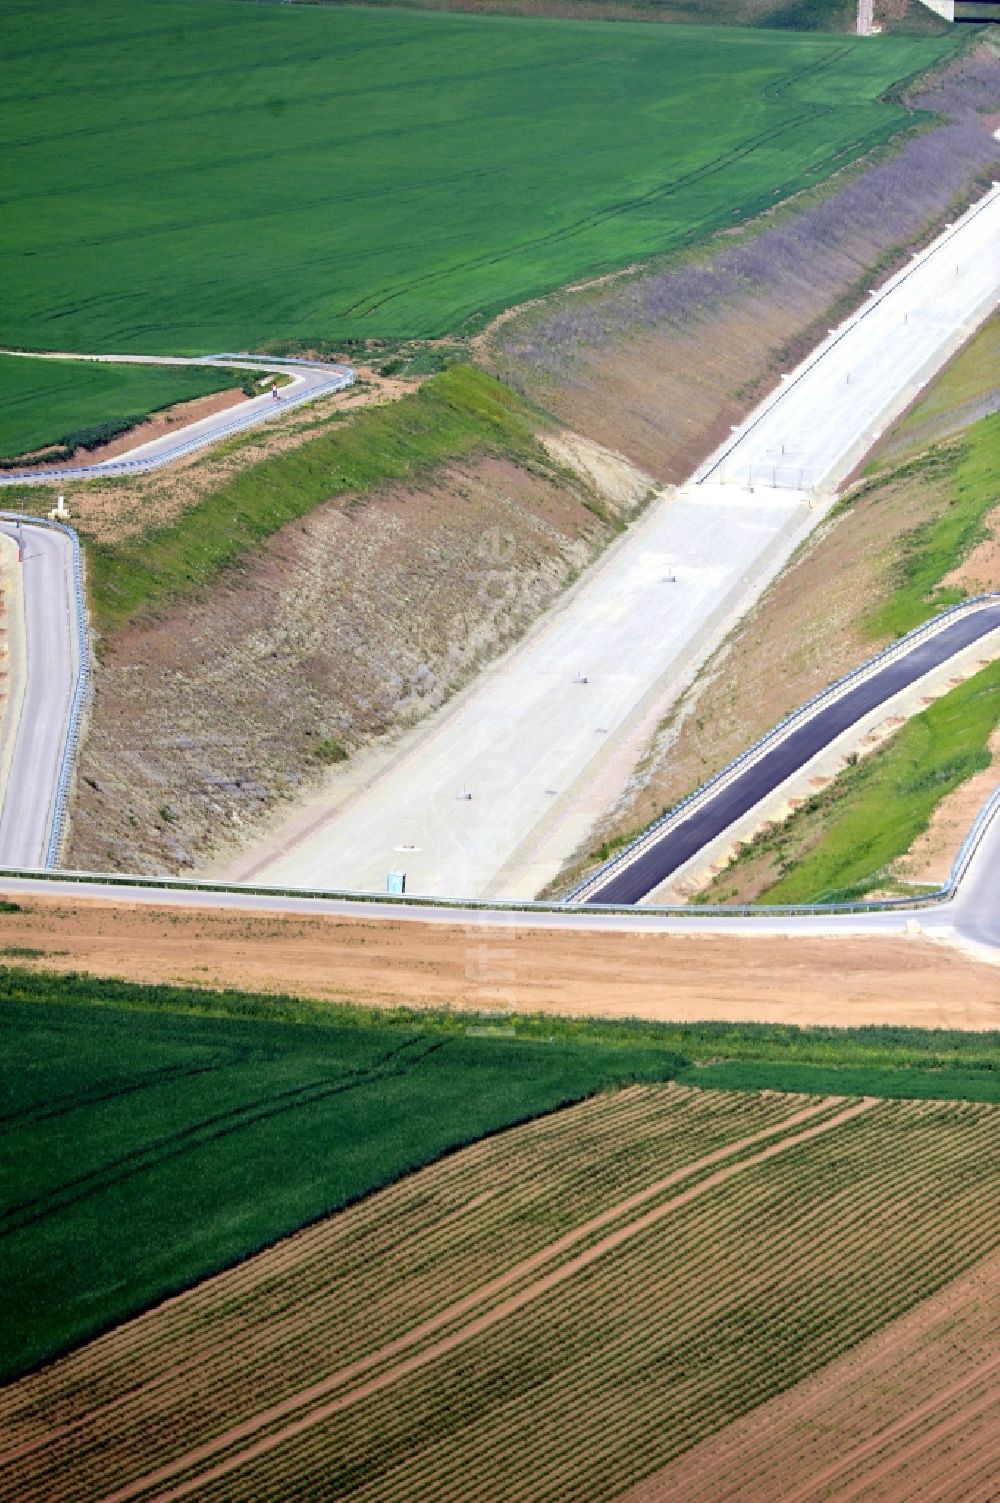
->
[2,965,995,1380]
[865,412,1000,640]
[746,656,1000,904]
[0,354,239,461]
[3,1,951,356]
[0,974,683,1380]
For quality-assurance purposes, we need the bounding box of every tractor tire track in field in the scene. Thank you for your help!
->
[790,1358,1000,1503]
[94,1096,874,1503]
[0,1038,441,1239]
[0,1053,246,1135]
[349,45,861,321]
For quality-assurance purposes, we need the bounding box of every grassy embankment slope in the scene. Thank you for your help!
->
[1,964,996,1381]
[0,354,240,463]
[3,1,951,366]
[84,365,541,636]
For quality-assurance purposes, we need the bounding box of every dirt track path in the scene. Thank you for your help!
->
[97,1098,870,1503]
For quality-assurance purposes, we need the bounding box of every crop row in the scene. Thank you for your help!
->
[0,1087,815,1495]
[851,1383,1000,1503]
[662,1251,1000,1503]
[0,1112,920,1496]
[13,1100,992,1496]
[330,1190,994,1500]
[176,1103,1000,1503]
[40,1112,950,1496]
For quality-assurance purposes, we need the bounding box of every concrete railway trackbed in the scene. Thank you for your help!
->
[0,352,353,485]
[223,183,1000,900]
[0,508,997,963]
[0,187,997,943]
[89,1097,871,1503]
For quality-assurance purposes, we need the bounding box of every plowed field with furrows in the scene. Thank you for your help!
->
[2,1088,999,1502]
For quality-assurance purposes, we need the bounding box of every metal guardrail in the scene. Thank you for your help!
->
[0,512,89,868]
[942,781,1000,900]
[0,357,354,486]
[0,782,995,921]
[568,592,1000,904]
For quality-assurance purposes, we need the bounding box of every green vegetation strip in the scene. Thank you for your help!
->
[88,366,539,634]
[720,411,1000,907]
[0,354,239,463]
[2,1,951,353]
[1,965,995,1379]
[864,412,1000,641]
[735,657,1000,904]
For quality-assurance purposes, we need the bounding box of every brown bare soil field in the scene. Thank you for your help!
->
[3,1088,997,1502]
[622,1244,1000,1503]
[942,499,1000,596]
[67,442,640,876]
[486,48,1000,485]
[3,895,999,1027]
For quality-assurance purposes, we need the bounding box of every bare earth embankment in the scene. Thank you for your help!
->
[67,415,650,876]
[4,895,999,1027]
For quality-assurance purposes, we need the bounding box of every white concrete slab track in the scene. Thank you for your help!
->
[0,553,997,953]
[695,184,1000,493]
[231,184,1000,902]
[0,352,353,484]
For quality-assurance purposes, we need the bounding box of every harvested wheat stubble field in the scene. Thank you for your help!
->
[3,1084,999,1502]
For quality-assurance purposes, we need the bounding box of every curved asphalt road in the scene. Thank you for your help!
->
[581,600,1000,906]
[0,352,353,485]
[0,519,77,867]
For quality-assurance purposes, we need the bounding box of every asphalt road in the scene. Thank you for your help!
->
[948,789,1000,958]
[0,352,353,485]
[0,520,77,867]
[583,601,1000,906]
